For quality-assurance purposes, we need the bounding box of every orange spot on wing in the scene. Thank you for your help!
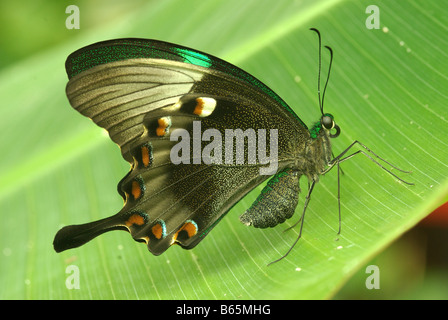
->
[193,98,205,116]
[174,221,198,242]
[141,146,150,167]
[132,180,142,200]
[126,214,145,227]
[156,117,171,136]
[152,223,163,239]
[156,127,166,136]
[182,221,198,238]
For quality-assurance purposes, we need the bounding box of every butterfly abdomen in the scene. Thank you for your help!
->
[239,168,300,228]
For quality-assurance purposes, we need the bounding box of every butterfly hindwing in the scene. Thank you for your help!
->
[113,92,298,254]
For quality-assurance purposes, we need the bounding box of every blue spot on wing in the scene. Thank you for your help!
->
[175,48,212,68]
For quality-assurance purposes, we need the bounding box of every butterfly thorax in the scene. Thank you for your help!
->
[295,119,333,182]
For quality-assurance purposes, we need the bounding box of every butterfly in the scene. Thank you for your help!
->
[53,29,412,264]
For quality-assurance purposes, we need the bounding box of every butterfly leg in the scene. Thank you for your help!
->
[330,140,414,240]
[330,142,413,185]
[268,179,316,266]
[282,179,312,233]
[325,140,413,182]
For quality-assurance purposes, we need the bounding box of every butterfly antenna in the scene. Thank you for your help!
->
[321,46,333,111]
[310,28,324,115]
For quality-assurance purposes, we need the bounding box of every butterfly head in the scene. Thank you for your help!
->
[321,113,340,138]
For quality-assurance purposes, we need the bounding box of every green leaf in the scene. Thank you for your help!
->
[1,0,446,299]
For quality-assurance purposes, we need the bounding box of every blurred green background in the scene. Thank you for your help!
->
[0,0,447,299]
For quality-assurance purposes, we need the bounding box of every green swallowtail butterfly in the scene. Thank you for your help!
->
[53,29,412,264]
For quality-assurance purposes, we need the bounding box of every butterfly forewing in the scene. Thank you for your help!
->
[66,59,201,162]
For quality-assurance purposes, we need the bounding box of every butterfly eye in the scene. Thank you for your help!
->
[321,115,334,130]
[321,114,340,138]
